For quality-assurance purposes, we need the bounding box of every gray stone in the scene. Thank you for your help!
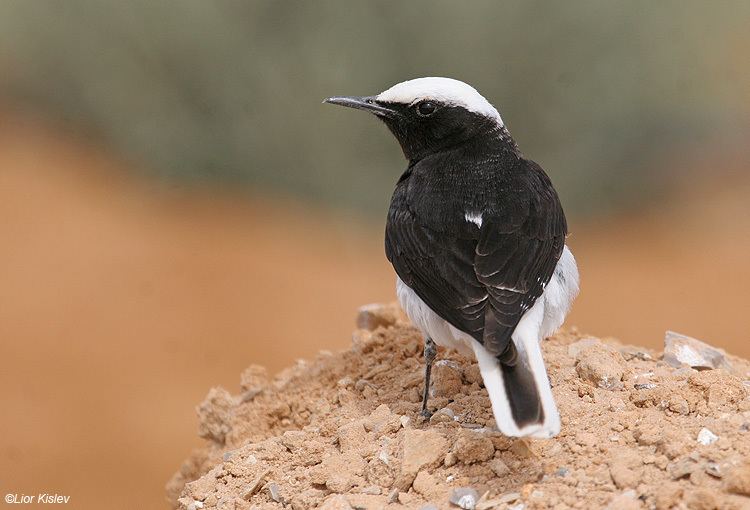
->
[449,487,480,510]
[663,331,730,370]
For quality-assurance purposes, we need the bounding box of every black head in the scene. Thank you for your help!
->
[325,77,509,161]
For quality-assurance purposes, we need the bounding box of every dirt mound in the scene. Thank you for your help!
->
[167,305,750,510]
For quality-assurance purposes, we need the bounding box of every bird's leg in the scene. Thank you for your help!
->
[420,337,437,419]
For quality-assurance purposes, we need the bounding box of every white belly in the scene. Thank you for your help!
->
[396,245,579,352]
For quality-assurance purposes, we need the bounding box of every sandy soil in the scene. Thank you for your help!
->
[168,304,750,510]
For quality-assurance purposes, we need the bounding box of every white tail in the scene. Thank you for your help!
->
[470,300,560,438]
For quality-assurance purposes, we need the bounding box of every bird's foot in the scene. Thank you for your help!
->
[419,406,433,420]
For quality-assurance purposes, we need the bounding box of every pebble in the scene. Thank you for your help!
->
[387,488,399,504]
[449,487,479,510]
[364,404,401,436]
[663,330,730,370]
[402,429,448,479]
[668,459,697,480]
[337,421,368,454]
[242,469,269,500]
[196,387,235,444]
[725,460,750,496]
[574,343,625,390]
[453,431,495,464]
[444,451,458,467]
[705,462,722,478]
[430,407,455,424]
[498,492,520,503]
[432,360,464,397]
[319,494,353,510]
[605,494,640,510]
[356,303,399,330]
[489,458,510,477]
[265,482,282,503]
[412,471,439,498]
[555,467,570,477]
[697,428,718,445]
[567,337,601,357]
[280,430,306,451]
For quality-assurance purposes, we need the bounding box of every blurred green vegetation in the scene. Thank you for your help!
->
[0,1,748,217]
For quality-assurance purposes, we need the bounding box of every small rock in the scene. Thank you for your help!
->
[489,458,510,477]
[688,370,748,410]
[605,494,640,510]
[356,303,400,330]
[610,463,640,489]
[497,492,521,504]
[724,460,750,496]
[432,360,464,397]
[686,489,720,510]
[608,450,643,489]
[668,396,690,415]
[361,486,382,495]
[364,404,401,436]
[663,331,730,370]
[609,398,627,412]
[412,471,439,498]
[575,431,598,448]
[620,346,653,361]
[509,439,537,459]
[449,488,480,510]
[338,421,368,454]
[401,429,448,482]
[555,467,570,477]
[320,452,365,492]
[654,483,683,510]
[265,483,282,503]
[444,451,458,467]
[697,427,718,445]
[242,469,269,500]
[280,430,306,451]
[668,458,697,480]
[463,364,483,385]
[430,407,455,424]
[186,502,204,510]
[705,462,722,478]
[387,488,399,504]
[567,337,601,357]
[575,343,625,390]
[454,431,495,464]
[318,494,353,510]
[196,387,235,444]
[239,365,268,393]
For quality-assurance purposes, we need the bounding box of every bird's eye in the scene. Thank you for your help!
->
[416,101,437,117]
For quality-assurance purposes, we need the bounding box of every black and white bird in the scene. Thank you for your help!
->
[325,77,579,438]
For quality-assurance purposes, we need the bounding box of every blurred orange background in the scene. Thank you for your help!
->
[1,115,748,510]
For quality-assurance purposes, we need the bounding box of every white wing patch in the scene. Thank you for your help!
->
[377,77,503,124]
[464,211,483,228]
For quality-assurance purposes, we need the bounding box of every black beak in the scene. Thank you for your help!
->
[323,96,398,118]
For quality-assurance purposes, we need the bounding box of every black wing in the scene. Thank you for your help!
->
[385,159,566,363]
